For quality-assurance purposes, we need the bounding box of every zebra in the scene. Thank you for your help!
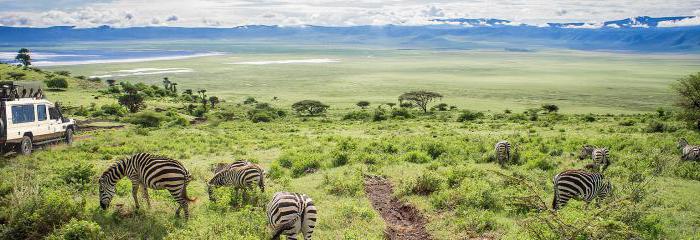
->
[578,145,610,172]
[267,192,317,240]
[494,140,511,166]
[211,160,252,174]
[98,153,195,218]
[552,170,612,210]
[678,138,700,161]
[207,162,265,203]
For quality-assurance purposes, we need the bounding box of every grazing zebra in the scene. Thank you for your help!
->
[267,192,317,240]
[578,145,610,172]
[552,170,612,210]
[98,153,195,218]
[678,138,700,161]
[207,162,265,203]
[211,160,252,174]
[494,140,511,166]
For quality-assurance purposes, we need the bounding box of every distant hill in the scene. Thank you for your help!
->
[1,16,699,53]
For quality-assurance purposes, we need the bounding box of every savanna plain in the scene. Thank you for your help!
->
[0,44,699,239]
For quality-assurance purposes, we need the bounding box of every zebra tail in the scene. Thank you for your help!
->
[271,218,297,240]
[183,176,197,203]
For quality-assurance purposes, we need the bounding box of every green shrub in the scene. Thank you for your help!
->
[60,162,94,189]
[127,111,166,127]
[100,104,127,117]
[342,111,371,121]
[170,115,191,127]
[583,114,596,122]
[645,120,675,133]
[391,108,414,119]
[331,151,350,167]
[47,219,103,240]
[45,78,69,89]
[372,108,388,121]
[422,142,446,159]
[1,190,84,239]
[619,119,636,126]
[323,171,362,196]
[402,151,432,164]
[291,158,321,177]
[456,110,484,122]
[411,171,445,195]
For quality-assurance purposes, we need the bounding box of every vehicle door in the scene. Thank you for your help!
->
[34,104,51,141]
[48,105,63,138]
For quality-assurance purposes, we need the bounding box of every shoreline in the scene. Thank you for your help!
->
[33,52,225,67]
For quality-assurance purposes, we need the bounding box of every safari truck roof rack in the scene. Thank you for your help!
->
[0,81,45,101]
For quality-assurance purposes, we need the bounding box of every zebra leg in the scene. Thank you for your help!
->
[142,184,151,208]
[131,181,140,209]
[231,187,239,207]
[287,233,298,240]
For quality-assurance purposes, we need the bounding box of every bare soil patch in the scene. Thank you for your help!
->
[364,175,432,240]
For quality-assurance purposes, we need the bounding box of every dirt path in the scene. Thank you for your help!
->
[364,175,432,240]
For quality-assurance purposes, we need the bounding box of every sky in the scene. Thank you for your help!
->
[0,0,699,28]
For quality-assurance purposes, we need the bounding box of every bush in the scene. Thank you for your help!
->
[422,142,446,159]
[247,103,285,123]
[645,120,675,133]
[243,97,258,104]
[60,162,94,189]
[118,93,146,113]
[342,111,371,121]
[323,171,363,196]
[541,104,559,113]
[54,70,71,77]
[391,108,414,119]
[456,110,484,122]
[169,115,191,127]
[292,100,329,116]
[583,114,596,122]
[45,78,69,89]
[372,108,388,122]
[47,219,103,240]
[249,111,273,123]
[356,101,370,109]
[619,119,636,126]
[127,111,166,127]
[403,151,432,164]
[100,104,127,117]
[411,171,445,195]
[331,151,350,167]
[1,190,84,239]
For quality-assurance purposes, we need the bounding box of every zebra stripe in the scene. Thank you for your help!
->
[212,160,252,174]
[495,140,511,166]
[98,153,195,218]
[207,162,265,202]
[552,170,611,210]
[267,192,317,240]
[578,145,610,171]
[678,138,700,161]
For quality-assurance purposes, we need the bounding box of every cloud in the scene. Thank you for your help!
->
[0,0,699,27]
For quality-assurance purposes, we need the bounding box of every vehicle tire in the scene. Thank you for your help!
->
[65,128,74,145]
[17,136,32,155]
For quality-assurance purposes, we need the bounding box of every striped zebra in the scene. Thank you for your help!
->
[211,160,252,174]
[267,192,317,240]
[98,153,195,218]
[552,170,612,210]
[578,145,610,172]
[678,138,700,161]
[494,140,511,166]
[207,162,265,203]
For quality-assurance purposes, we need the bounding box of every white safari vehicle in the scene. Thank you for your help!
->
[0,82,75,155]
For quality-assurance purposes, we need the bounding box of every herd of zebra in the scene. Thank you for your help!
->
[98,153,315,240]
[496,138,700,210]
[96,138,700,239]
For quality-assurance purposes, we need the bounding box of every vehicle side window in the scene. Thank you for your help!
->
[49,107,60,120]
[11,104,35,124]
[37,104,47,121]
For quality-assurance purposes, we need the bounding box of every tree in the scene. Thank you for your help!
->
[399,90,443,113]
[672,72,700,129]
[356,101,370,109]
[106,79,116,86]
[292,100,329,116]
[170,82,178,93]
[243,97,257,105]
[118,93,146,113]
[7,72,26,81]
[209,96,220,108]
[542,104,559,113]
[184,89,193,96]
[162,77,171,91]
[15,48,31,68]
[45,78,69,89]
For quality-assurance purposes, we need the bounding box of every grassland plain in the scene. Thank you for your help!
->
[0,49,699,239]
[42,43,700,114]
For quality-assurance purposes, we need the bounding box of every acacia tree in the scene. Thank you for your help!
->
[118,93,145,113]
[672,72,700,129]
[15,48,31,68]
[542,104,559,113]
[209,96,220,108]
[399,90,443,113]
[292,100,329,116]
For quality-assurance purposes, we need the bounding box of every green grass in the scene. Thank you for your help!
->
[1,47,700,239]
[44,45,700,114]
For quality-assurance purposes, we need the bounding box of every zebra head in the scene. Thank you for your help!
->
[98,175,116,210]
[678,138,689,149]
[578,145,594,160]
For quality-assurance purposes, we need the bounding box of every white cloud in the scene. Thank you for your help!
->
[0,0,699,27]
